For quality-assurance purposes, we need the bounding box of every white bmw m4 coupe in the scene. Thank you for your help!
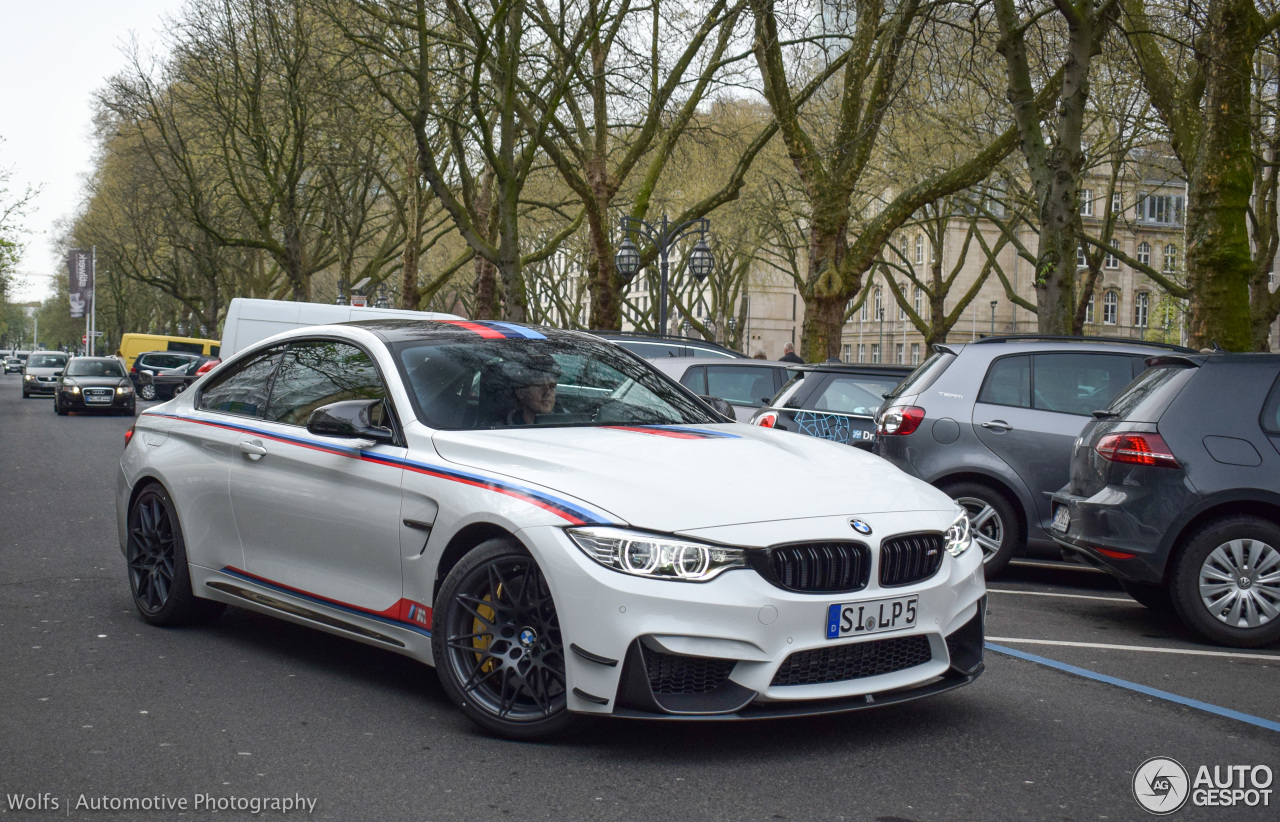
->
[118,319,986,739]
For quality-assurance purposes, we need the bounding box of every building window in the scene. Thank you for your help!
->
[1137,241,1151,266]
[1105,251,1119,270]
[1138,193,1184,225]
[871,343,881,363]
[898,285,906,321]
[874,288,883,319]
[1080,188,1094,217]
[1111,191,1122,214]
[900,235,909,261]
[1085,293,1095,324]
[1103,291,1118,325]
[911,342,920,365]
[1077,244,1088,268]
[842,344,852,363]
[913,286,923,316]
[895,343,904,364]
[857,343,866,363]
[914,235,924,265]
[1163,244,1178,274]
[860,295,868,321]
[1134,292,1149,328]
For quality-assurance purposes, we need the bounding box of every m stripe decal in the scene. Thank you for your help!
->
[602,425,740,440]
[219,566,433,636]
[148,412,609,525]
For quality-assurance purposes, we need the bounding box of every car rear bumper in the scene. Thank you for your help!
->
[1048,488,1173,583]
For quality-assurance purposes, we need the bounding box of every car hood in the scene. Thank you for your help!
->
[66,375,128,388]
[430,424,954,532]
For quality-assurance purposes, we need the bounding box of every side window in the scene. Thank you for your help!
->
[679,366,706,394]
[198,348,284,418]
[977,356,1031,408]
[1260,373,1280,435]
[1031,353,1136,415]
[266,340,388,427]
[706,366,779,406]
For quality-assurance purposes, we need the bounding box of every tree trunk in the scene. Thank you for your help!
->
[400,157,422,310]
[1183,0,1259,351]
[799,214,850,361]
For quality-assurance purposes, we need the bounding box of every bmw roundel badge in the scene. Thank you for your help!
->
[849,519,872,535]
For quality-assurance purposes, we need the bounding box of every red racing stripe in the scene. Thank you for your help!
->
[438,319,507,339]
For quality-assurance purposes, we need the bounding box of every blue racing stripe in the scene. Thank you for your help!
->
[654,425,741,439]
[481,321,547,340]
[220,568,431,638]
[986,642,1280,733]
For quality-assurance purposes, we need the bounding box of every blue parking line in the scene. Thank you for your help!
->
[986,642,1280,733]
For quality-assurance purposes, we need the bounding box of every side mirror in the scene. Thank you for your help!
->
[307,399,395,444]
[699,395,737,421]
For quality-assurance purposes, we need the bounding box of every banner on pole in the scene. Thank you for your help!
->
[67,249,94,319]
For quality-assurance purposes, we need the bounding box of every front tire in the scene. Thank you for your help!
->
[138,383,157,401]
[126,484,224,626]
[432,538,576,740]
[1169,516,1280,648]
[944,481,1021,577]
[54,395,67,415]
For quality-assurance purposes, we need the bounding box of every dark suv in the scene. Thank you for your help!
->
[874,335,1193,574]
[130,351,201,399]
[1051,353,1280,647]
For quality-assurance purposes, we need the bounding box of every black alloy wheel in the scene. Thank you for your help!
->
[432,539,575,739]
[126,484,223,626]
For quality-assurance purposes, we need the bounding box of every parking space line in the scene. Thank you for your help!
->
[986,643,1280,733]
[987,636,1280,661]
[987,588,1135,603]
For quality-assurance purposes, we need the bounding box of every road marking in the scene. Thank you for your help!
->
[988,588,1134,603]
[986,643,1280,733]
[987,636,1280,661]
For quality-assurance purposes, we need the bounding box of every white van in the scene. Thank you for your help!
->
[219,298,463,358]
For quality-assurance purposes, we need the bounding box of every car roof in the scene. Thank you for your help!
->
[342,319,598,346]
[939,335,1196,357]
[647,357,795,368]
[788,362,914,375]
[590,330,746,357]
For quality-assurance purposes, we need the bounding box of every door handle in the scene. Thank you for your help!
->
[239,439,268,459]
[980,420,1013,432]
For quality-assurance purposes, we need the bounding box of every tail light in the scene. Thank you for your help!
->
[878,405,925,436]
[755,411,778,428]
[124,423,136,447]
[195,358,221,376]
[1095,432,1179,468]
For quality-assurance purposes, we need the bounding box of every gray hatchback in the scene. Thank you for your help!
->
[874,335,1192,574]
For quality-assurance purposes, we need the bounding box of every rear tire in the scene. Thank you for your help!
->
[126,483,224,626]
[943,481,1022,577]
[432,538,576,740]
[1169,516,1280,648]
[1118,578,1172,611]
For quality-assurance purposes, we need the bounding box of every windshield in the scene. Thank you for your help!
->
[394,336,718,429]
[66,359,126,378]
[28,353,68,369]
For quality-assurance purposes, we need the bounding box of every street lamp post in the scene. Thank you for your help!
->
[877,307,885,363]
[990,300,998,337]
[614,214,714,335]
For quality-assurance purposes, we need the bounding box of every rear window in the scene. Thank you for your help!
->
[1107,363,1196,422]
[885,351,952,400]
[167,341,206,355]
[705,365,779,407]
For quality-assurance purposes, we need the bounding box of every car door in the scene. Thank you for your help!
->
[973,352,1140,531]
[228,338,408,611]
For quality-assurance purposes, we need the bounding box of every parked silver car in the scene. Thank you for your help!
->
[874,335,1193,575]
[645,357,796,421]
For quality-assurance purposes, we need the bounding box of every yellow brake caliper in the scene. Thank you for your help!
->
[473,585,501,672]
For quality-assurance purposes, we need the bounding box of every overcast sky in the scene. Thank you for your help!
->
[1,0,182,303]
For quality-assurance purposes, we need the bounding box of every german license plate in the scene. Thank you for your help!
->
[826,595,918,639]
[1052,505,1071,532]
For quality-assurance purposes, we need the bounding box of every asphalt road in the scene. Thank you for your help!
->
[2,371,1277,822]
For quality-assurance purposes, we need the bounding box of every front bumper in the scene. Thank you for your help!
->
[58,387,135,411]
[25,379,57,394]
[522,519,986,718]
[1049,486,1178,583]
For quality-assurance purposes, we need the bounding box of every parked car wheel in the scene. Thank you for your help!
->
[1169,516,1280,648]
[945,482,1020,576]
[138,383,157,401]
[1118,579,1172,611]
[126,484,224,626]
[431,538,575,741]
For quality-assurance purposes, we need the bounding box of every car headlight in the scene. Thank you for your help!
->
[117,381,133,394]
[566,526,746,582]
[944,511,972,557]
[24,374,36,381]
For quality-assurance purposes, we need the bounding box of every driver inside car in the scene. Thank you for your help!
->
[498,352,561,425]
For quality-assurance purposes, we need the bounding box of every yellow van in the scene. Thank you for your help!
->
[117,333,221,370]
